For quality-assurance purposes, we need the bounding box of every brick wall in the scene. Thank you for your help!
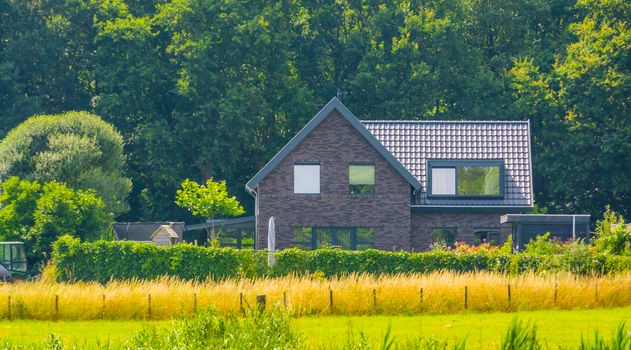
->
[410,212,511,251]
[256,109,412,251]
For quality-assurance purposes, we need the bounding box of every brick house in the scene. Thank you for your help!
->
[246,97,534,251]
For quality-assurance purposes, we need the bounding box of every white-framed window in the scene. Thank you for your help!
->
[431,167,456,195]
[294,163,320,194]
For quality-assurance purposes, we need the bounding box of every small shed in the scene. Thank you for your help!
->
[501,214,591,250]
[151,225,180,246]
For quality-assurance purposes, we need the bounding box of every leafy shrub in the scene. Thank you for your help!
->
[593,207,631,255]
[595,223,631,256]
[0,177,112,270]
[501,319,541,350]
[524,233,564,255]
[127,307,301,350]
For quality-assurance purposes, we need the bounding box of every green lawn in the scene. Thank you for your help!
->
[296,307,631,349]
[1,307,630,349]
[0,319,171,348]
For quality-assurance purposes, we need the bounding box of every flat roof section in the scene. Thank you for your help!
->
[501,214,590,224]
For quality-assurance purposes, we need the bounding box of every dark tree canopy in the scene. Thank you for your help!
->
[0,0,628,221]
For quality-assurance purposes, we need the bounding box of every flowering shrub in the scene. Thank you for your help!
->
[453,241,497,254]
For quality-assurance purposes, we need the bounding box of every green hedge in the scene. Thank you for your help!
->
[52,236,631,283]
[53,236,261,283]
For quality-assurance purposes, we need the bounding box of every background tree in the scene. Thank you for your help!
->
[0,0,628,222]
[0,177,112,269]
[0,111,132,216]
[175,178,245,245]
[509,0,631,216]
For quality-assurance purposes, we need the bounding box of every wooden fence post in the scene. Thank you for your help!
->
[102,294,105,318]
[239,292,244,314]
[329,289,333,312]
[554,283,558,306]
[54,295,59,321]
[147,294,151,318]
[256,295,266,310]
[193,293,197,314]
[283,291,287,308]
[507,284,511,305]
[464,286,468,310]
[373,289,377,309]
[595,283,598,303]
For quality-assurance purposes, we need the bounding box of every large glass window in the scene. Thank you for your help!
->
[336,228,353,250]
[292,227,375,250]
[356,228,376,250]
[294,163,320,194]
[349,164,375,194]
[315,228,333,248]
[457,166,500,196]
[293,227,312,250]
[431,228,457,246]
[473,229,501,245]
[429,161,503,197]
[217,228,255,249]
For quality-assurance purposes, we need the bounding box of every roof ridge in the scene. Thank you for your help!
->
[361,120,529,124]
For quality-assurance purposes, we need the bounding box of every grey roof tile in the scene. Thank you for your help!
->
[361,120,533,207]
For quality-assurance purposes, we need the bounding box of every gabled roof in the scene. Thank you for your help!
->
[151,225,180,239]
[362,120,533,207]
[246,97,422,193]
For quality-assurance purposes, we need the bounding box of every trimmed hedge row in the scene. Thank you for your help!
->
[273,248,631,276]
[52,236,631,283]
[53,236,266,283]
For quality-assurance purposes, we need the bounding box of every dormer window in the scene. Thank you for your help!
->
[428,160,504,198]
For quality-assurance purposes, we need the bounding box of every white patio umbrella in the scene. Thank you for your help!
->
[267,216,276,267]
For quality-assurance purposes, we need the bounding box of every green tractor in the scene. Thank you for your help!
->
[0,242,27,282]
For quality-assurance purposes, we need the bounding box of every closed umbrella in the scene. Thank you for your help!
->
[267,216,276,267]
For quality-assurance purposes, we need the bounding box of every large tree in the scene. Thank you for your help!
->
[0,111,132,216]
[510,0,631,217]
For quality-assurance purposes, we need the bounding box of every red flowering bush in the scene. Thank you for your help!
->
[454,241,497,254]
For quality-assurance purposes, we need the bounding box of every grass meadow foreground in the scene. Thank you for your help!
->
[1,307,630,349]
[1,272,631,320]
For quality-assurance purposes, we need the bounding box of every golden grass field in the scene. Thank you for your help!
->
[1,272,630,320]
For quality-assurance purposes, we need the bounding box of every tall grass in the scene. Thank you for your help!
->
[1,272,630,320]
